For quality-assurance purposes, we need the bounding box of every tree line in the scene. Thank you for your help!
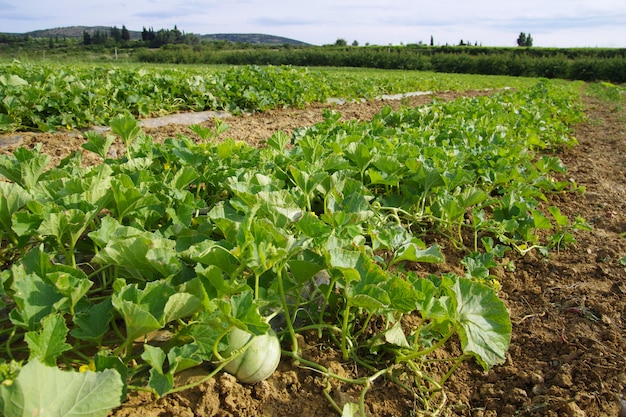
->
[81,25,200,47]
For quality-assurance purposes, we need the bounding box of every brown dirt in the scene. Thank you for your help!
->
[1,88,625,417]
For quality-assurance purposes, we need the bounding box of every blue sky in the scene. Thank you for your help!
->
[1,0,625,47]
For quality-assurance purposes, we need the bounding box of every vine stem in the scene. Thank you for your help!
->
[340,301,352,361]
[284,350,388,417]
[396,329,455,362]
[276,265,299,356]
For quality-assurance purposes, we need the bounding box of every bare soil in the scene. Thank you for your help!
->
[1,89,625,417]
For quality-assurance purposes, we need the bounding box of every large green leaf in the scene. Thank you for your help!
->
[0,182,29,229]
[391,242,444,266]
[0,74,28,87]
[9,273,63,330]
[443,275,511,370]
[92,233,181,281]
[0,146,49,190]
[71,299,114,341]
[0,360,123,417]
[24,314,72,366]
[163,293,203,324]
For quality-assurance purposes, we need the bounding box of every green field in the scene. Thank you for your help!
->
[1,62,549,132]
[0,64,598,416]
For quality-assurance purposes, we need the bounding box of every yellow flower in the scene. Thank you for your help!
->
[164,162,171,171]
[79,361,96,373]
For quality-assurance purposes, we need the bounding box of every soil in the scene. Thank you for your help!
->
[1,88,625,417]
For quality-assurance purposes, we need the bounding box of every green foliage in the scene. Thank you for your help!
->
[0,62,539,133]
[0,77,588,416]
[134,45,626,83]
[0,360,123,417]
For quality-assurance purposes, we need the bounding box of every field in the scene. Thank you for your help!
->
[0,64,625,417]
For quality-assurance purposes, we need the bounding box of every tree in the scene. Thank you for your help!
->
[352,40,359,46]
[430,35,434,46]
[110,26,121,42]
[142,27,156,42]
[92,29,107,45]
[83,30,92,45]
[517,32,533,47]
[121,25,130,42]
[335,38,347,46]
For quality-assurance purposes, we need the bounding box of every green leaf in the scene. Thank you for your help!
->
[345,142,372,174]
[181,240,240,276]
[409,275,445,319]
[169,165,199,191]
[382,320,410,348]
[71,299,114,341]
[0,146,50,190]
[531,209,552,229]
[141,345,166,374]
[0,74,28,86]
[221,291,269,335]
[147,368,174,397]
[167,344,202,374]
[341,402,360,417]
[443,275,511,370]
[163,293,202,324]
[37,208,99,265]
[461,252,497,280]
[7,246,81,328]
[92,233,180,281]
[0,182,29,241]
[24,314,72,366]
[10,273,63,330]
[413,165,445,193]
[110,112,142,152]
[266,131,291,151]
[110,174,161,223]
[110,296,161,342]
[45,269,93,314]
[82,131,116,159]
[188,312,226,358]
[386,276,424,313]
[548,205,569,227]
[391,243,444,266]
[0,360,123,417]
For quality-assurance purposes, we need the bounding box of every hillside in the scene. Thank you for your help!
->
[200,33,309,45]
[5,26,309,45]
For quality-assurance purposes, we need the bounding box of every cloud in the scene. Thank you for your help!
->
[253,17,317,27]
[0,1,15,11]
[497,12,626,31]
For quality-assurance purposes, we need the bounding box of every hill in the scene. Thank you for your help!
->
[24,26,143,41]
[5,26,309,45]
[199,33,309,45]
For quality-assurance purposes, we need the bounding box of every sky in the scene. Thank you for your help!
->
[1,0,625,48]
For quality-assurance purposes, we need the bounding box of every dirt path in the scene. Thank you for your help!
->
[2,88,625,417]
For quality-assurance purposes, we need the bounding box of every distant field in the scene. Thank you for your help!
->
[0,62,549,132]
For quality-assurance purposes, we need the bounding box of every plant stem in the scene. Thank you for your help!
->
[276,266,299,355]
[340,301,352,361]
[397,329,455,362]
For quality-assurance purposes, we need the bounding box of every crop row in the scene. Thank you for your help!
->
[0,62,541,133]
[0,80,587,416]
[135,46,626,83]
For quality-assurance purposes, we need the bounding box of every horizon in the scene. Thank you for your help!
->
[1,1,625,48]
[5,24,625,49]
